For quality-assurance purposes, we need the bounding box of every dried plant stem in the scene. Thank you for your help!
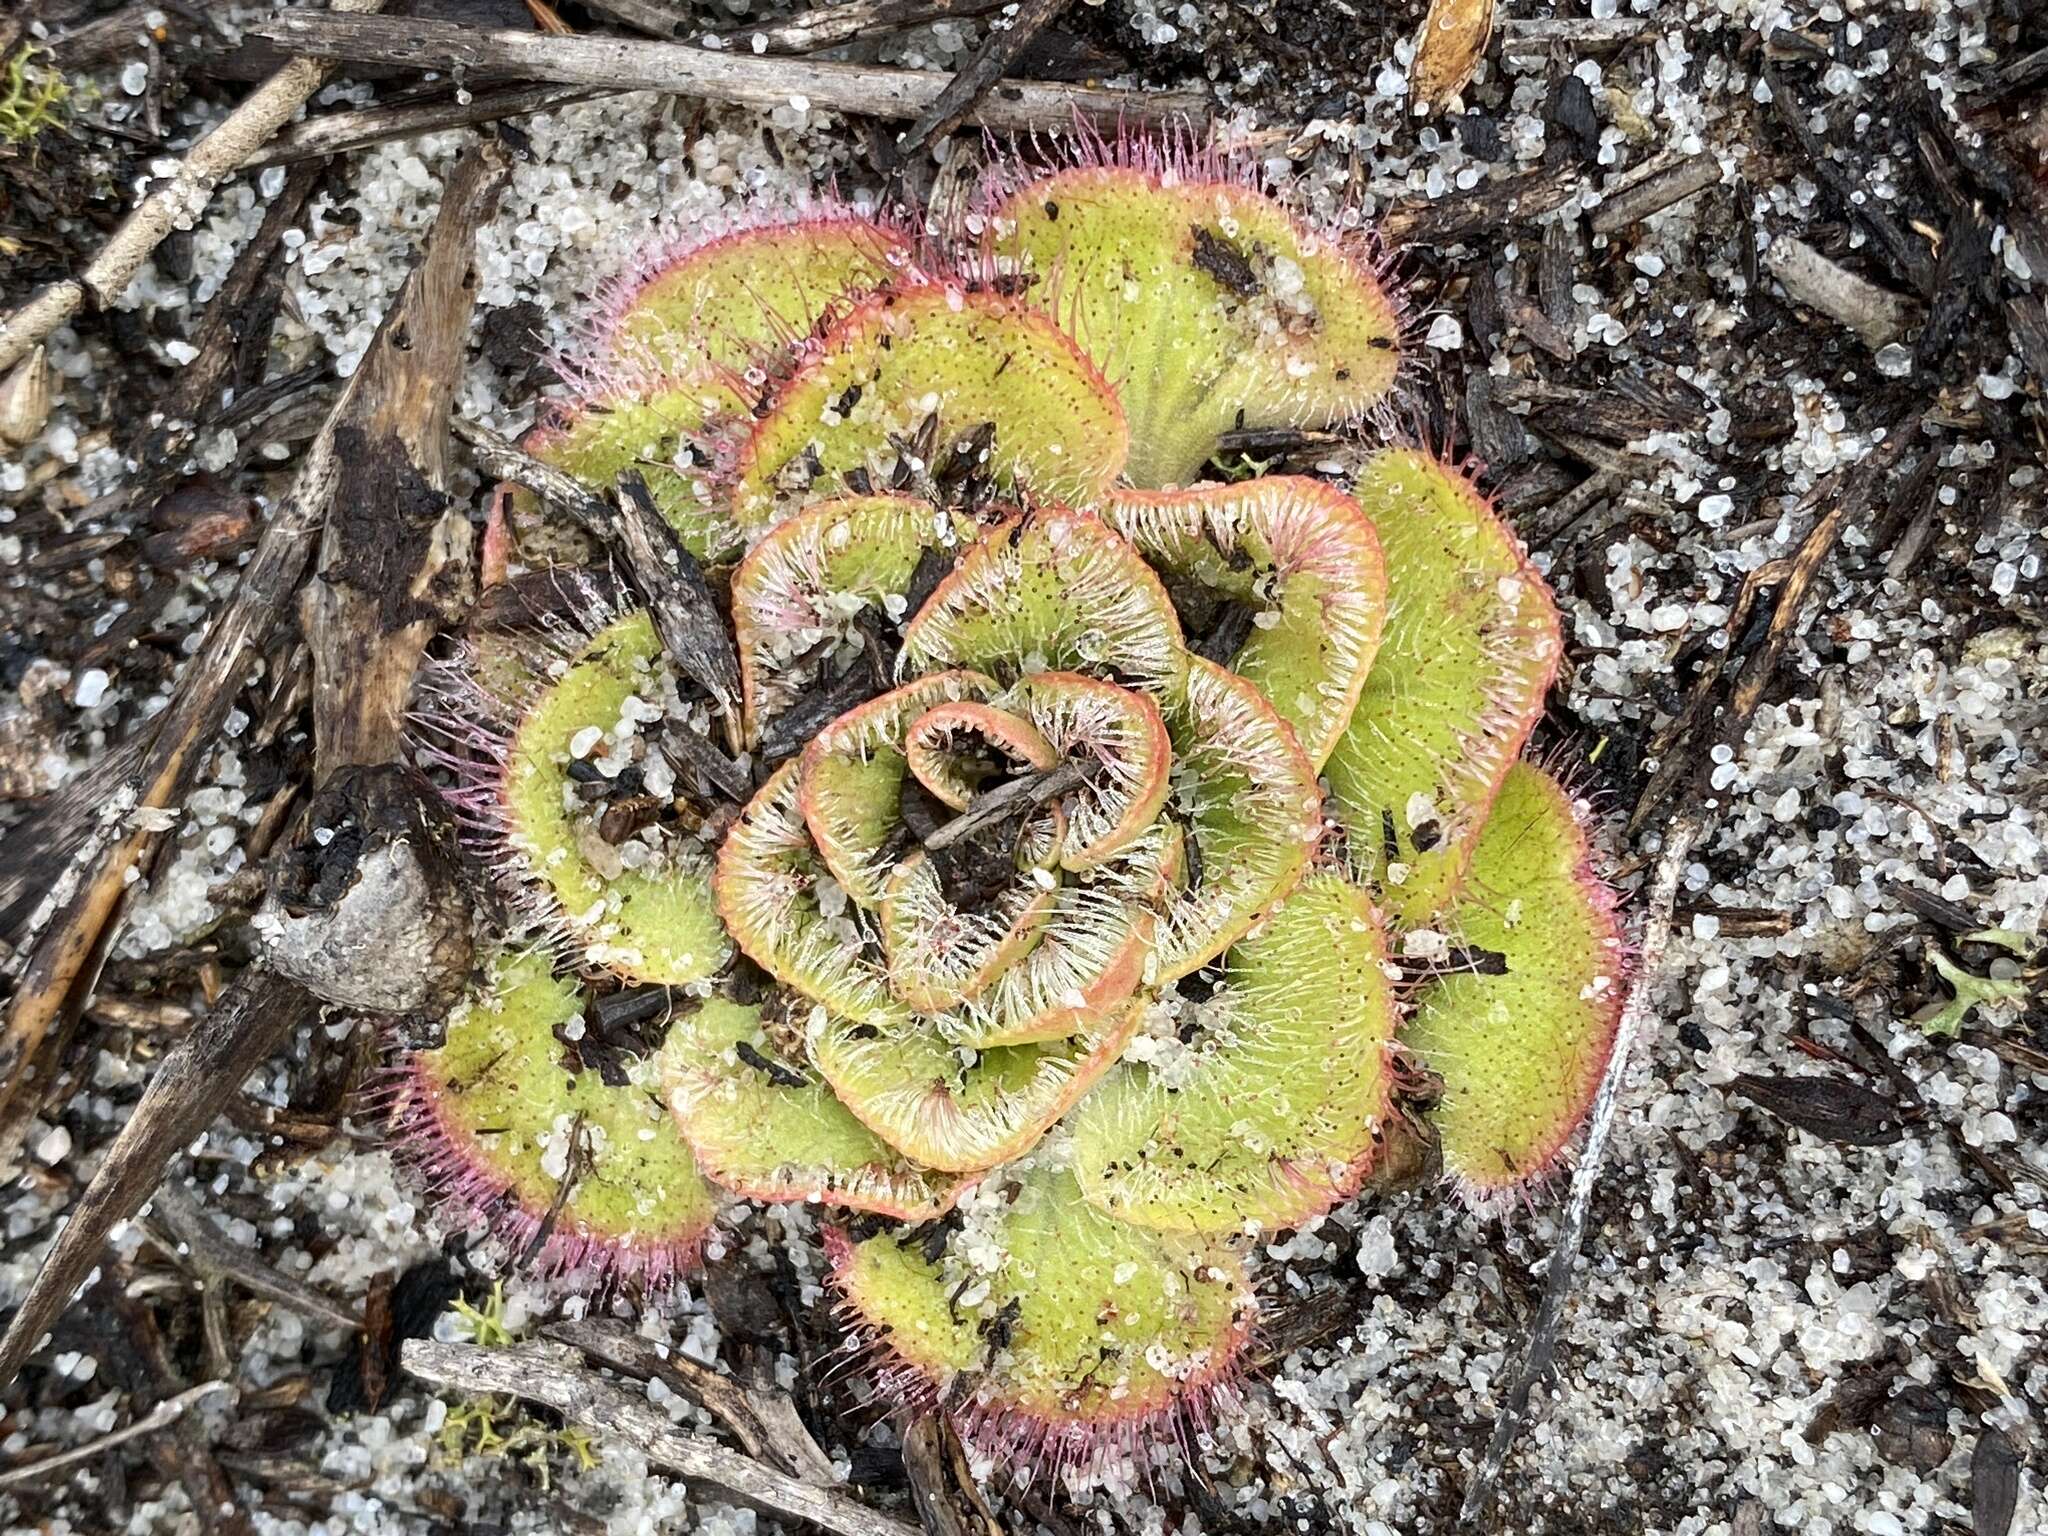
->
[253,13,1211,133]
[1457,807,1704,1526]
[895,0,1071,155]
[0,1381,232,1489]
[0,144,506,1391]
[402,1339,923,1536]
[0,0,389,375]
[708,0,1007,53]
[247,82,611,170]
[544,1318,837,1484]
[144,1182,363,1333]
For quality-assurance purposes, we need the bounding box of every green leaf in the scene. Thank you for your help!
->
[1108,476,1387,768]
[900,508,1185,693]
[1323,449,1562,929]
[712,760,903,1025]
[809,1000,1143,1172]
[661,997,967,1219]
[989,167,1401,487]
[831,1165,1252,1457]
[596,214,913,381]
[1071,872,1398,1232]
[537,215,914,559]
[1401,763,1625,1198]
[502,612,729,985]
[1152,657,1322,980]
[731,494,969,745]
[395,951,715,1288]
[526,379,743,561]
[729,285,1128,532]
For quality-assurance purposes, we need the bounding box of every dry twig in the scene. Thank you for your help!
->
[0,970,323,1390]
[247,82,610,170]
[894,0,1071,156]
[143,1181,363,1333]
[402,1339,923,1536]
[0,143,504,1391]
[705,0,1007,53]
[545,1317,836,1484]
[0,1381,232,1490]
[1590,150,1723,235]
[0,0,390,375]
[1458,807,1705,1525]
[253,13,1211,133]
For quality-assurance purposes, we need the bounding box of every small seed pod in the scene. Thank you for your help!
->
[0,345,52,452]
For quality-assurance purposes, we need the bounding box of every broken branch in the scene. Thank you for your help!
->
[0,0,390,375]
[0,1380,233,1490]
[544,1317,837,1484]
[252,13,1211,133]
[401,1338,923,1536]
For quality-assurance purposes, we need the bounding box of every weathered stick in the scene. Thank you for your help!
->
[0,146,505,1388]
[895,0,1071,155]
[0,1380,232,1490]
[1457,806,1703,1525]
[247,82,610,170]
[301,140,504,776]
[144,1181,363,1333]
[545,1317,837,1484]
[402,1339,923,1536]
[1764,233,1920,349]
[0,0,389,375]
[1382,161,1580,244]
[0,970,324,1390]
[1589,150,1722,235]
[252,12,1212,132]
[704,0,1007,54]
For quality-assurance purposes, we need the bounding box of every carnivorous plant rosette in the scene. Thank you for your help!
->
[397,138,1626,1472]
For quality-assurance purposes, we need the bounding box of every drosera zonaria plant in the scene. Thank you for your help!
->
[399,132,1626,1480]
